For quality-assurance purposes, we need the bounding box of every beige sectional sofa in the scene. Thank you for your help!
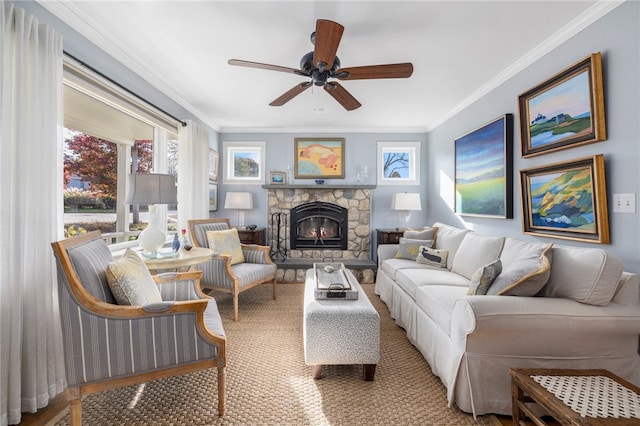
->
[375,222,640,417]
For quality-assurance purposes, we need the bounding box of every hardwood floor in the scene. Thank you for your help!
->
[17,392,67,426]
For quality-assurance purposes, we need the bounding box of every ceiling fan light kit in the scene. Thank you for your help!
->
[229,19,413,110]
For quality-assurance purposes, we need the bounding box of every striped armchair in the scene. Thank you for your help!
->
[51,231,226,425]
[188,218,277,321]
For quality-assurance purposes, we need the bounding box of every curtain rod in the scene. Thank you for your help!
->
[64,51,187,127]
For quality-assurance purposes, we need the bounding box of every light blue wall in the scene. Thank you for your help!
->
[426,1,640,272]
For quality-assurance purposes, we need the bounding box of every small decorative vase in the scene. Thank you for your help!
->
[172,233,181,252]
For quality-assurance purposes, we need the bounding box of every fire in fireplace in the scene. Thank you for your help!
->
[290,201,348,250]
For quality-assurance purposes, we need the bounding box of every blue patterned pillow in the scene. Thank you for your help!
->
[467,259,503,295]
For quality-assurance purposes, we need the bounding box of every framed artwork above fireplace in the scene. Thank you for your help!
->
[294,138,345,179]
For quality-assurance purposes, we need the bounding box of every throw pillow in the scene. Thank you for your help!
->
[467,259,503,295]
[487,243,553,296]
[207,228,245,265]
[106,248,162,306]
[416,246,448,268]
[395,238,434,260]
[403,226,438,241]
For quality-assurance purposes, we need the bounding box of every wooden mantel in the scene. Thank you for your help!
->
[262,184,376,190]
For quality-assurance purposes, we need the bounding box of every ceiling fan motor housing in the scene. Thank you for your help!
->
[300,51,341,85]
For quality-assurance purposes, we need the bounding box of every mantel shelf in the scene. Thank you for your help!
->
[262,184,376,190]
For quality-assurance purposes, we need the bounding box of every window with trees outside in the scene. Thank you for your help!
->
[63,56,181,246]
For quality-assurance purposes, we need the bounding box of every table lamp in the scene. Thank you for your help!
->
[126,173,177,255]
[224,192,253,228]
[391,192,422,230]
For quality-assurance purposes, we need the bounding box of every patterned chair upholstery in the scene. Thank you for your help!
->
[188,218,277,321]
[51,231,226,425]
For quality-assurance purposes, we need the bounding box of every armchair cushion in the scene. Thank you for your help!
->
[106,248,162,305]
[207,229,245,265]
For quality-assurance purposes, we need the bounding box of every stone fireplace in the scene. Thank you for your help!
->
[264,184,376,283]
[290,201,348,250]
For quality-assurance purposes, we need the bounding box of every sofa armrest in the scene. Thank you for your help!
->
[451,296,640,356]
[377,244,399,263]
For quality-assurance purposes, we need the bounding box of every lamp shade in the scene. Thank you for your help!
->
[391,193,422,211]
[224,192,253,210]
[126,173,177,205]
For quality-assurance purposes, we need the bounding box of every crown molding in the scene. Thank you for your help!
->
[424,0,625,132]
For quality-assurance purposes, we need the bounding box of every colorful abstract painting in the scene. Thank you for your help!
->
[520,154,610,243]
[294,138,344,179]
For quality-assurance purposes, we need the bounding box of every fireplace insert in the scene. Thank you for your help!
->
[290,201,348,250]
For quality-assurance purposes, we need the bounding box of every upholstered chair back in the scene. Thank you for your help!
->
[190,219,231,249]
[65,236,116,303]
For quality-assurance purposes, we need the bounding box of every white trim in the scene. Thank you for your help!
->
[425,0,625,131]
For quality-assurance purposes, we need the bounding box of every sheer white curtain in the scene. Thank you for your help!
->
[0,3,66,425]
[177,119,210,232]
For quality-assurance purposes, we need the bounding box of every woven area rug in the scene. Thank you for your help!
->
[54,283,492,425]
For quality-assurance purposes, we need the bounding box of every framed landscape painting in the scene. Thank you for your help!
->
[520,154,609,243]
[454,114,513,218]
[518,52,606,158]
[222,141,265,184]
[377,141,421,185]
[208,181,218,212]
[294,138,344,179]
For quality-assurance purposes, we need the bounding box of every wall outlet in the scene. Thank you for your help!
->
[613,193,636,213]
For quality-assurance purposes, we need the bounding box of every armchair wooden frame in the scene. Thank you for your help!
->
[188,218,277,321]
[51,231,226,425]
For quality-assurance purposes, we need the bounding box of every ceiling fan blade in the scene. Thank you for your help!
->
[270,82,312,106]
[313,19,344,72]
[335,63,414,80]
[228,59,307,76]
[324,82,361,111]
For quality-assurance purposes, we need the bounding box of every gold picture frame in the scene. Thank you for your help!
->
[520,154,609,243]
[294,138,345,179]
[518,52,606,158]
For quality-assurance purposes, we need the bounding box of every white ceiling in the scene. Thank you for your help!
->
[39,1,620,133]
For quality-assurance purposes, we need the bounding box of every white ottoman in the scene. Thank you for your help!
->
[303,268,380,380]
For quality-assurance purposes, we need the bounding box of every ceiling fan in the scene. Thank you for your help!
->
[228,19,413,111]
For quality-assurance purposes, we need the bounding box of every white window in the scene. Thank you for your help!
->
[62,55,181,245]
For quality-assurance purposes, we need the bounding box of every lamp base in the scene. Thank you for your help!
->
[138,205,166,253]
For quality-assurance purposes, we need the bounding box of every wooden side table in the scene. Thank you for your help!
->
[237,228,266,245]
[376,229,404,246]
[142,247,213,273]
[510,368,640,425]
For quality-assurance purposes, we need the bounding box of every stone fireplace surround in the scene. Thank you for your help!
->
[263,184,376,283]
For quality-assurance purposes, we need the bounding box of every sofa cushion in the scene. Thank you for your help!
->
[404,226,438,241]
[432,222,471,269]
[396,268,470,300]
[106,248,162,306]
[381,258,436,280]
[207,228,244,265]
[468,259,502,295]
[395,237,433,260]
[415,285,469,336]
[488,241,552,296]
[539,245,623,306]
[416,246,448,268]
[451,233,505,280]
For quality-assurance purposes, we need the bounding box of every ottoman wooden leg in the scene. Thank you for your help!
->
[312,365,323,379]
[363,364,376,381]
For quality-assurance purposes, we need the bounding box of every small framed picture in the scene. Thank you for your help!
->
[208,181,218,212]
[269,171,286,185]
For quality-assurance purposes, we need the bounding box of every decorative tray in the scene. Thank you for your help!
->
[140,248,180,259]
[313,262,358,300]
